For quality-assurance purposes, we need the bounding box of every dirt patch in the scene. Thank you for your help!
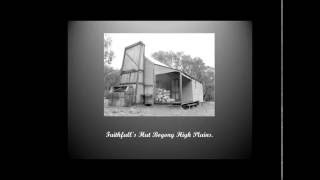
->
[104,99,215,116]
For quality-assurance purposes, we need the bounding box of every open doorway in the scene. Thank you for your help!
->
[155,72,180,104]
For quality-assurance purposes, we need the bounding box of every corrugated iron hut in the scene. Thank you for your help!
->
[111,41,203,107]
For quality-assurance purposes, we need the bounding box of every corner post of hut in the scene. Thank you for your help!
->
[179,72,182,104]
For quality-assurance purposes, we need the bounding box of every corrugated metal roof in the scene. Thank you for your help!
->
[145,55,170,68]
[146,56,199,82]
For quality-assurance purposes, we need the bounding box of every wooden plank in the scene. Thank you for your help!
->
[122,56,138,72]
[125,53,139,68]
[121,44,143,74]
[125,41,144,50]
[120,73,131,84]
[144,59,154,84]
[120,82,144,86]
[139,45,144,70]
[192,81,204,103]
[179,73,182,103]
[144,59,154,103]
[153,63,156,104]
[143,56,145,97]
[119,46,126,75]
[126,44,142,67]
[171,78,179,100]
[138,71,143,83]
[135,43,142,103]
[121,69,143,75]
[129,72,136,83]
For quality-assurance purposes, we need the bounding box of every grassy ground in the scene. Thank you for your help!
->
[104,99,215,116]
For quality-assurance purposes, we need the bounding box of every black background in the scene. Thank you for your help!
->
[7,0,280,178]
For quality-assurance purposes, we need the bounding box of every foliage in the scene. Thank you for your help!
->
[202,66,215,101]
[104,36,115,65]
[103,36,119,98]
[104,64,120,98]
[152,51,184,70]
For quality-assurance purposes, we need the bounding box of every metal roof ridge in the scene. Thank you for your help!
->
[124,41,145,50]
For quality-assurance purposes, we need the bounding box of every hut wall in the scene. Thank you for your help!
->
[136,84,144,103]
[181,76,193,104]
[144,59,154,96]
[193,81,204,102]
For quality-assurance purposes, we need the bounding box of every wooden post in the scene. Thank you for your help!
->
[153,65,156,104]
[135,68,139,104]
[120,48,127,76]
[135,45,142,104]
[143,46,145,103]
[179,72,182,103]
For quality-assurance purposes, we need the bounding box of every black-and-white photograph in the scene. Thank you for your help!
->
[104,33,215,116]
[68,20,254,160]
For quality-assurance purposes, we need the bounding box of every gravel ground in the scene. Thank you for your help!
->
[104,99,215,116]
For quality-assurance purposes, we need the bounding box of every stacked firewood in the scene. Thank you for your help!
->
[155,88,175,103]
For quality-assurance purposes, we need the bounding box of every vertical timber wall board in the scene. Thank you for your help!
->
[138,71,143,83]
[191,80,204,103]
[143,55,145,98]
[126,45,142,69]
[179,73,183,104]
[197,81,204,102]
[135,44,145,104]
[170,73,180,100]
[139,45,144,70]
[182,76,193,104]
[200,83,204,102]
[129,72,137,83]
[193,80,197,102]
[122,55,138,71]
[153,64,156,103]
[192,80,195,102]
[135,45,141,103]
[144,59,154,96]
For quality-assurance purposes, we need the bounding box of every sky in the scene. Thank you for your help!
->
[104,33,215,70]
